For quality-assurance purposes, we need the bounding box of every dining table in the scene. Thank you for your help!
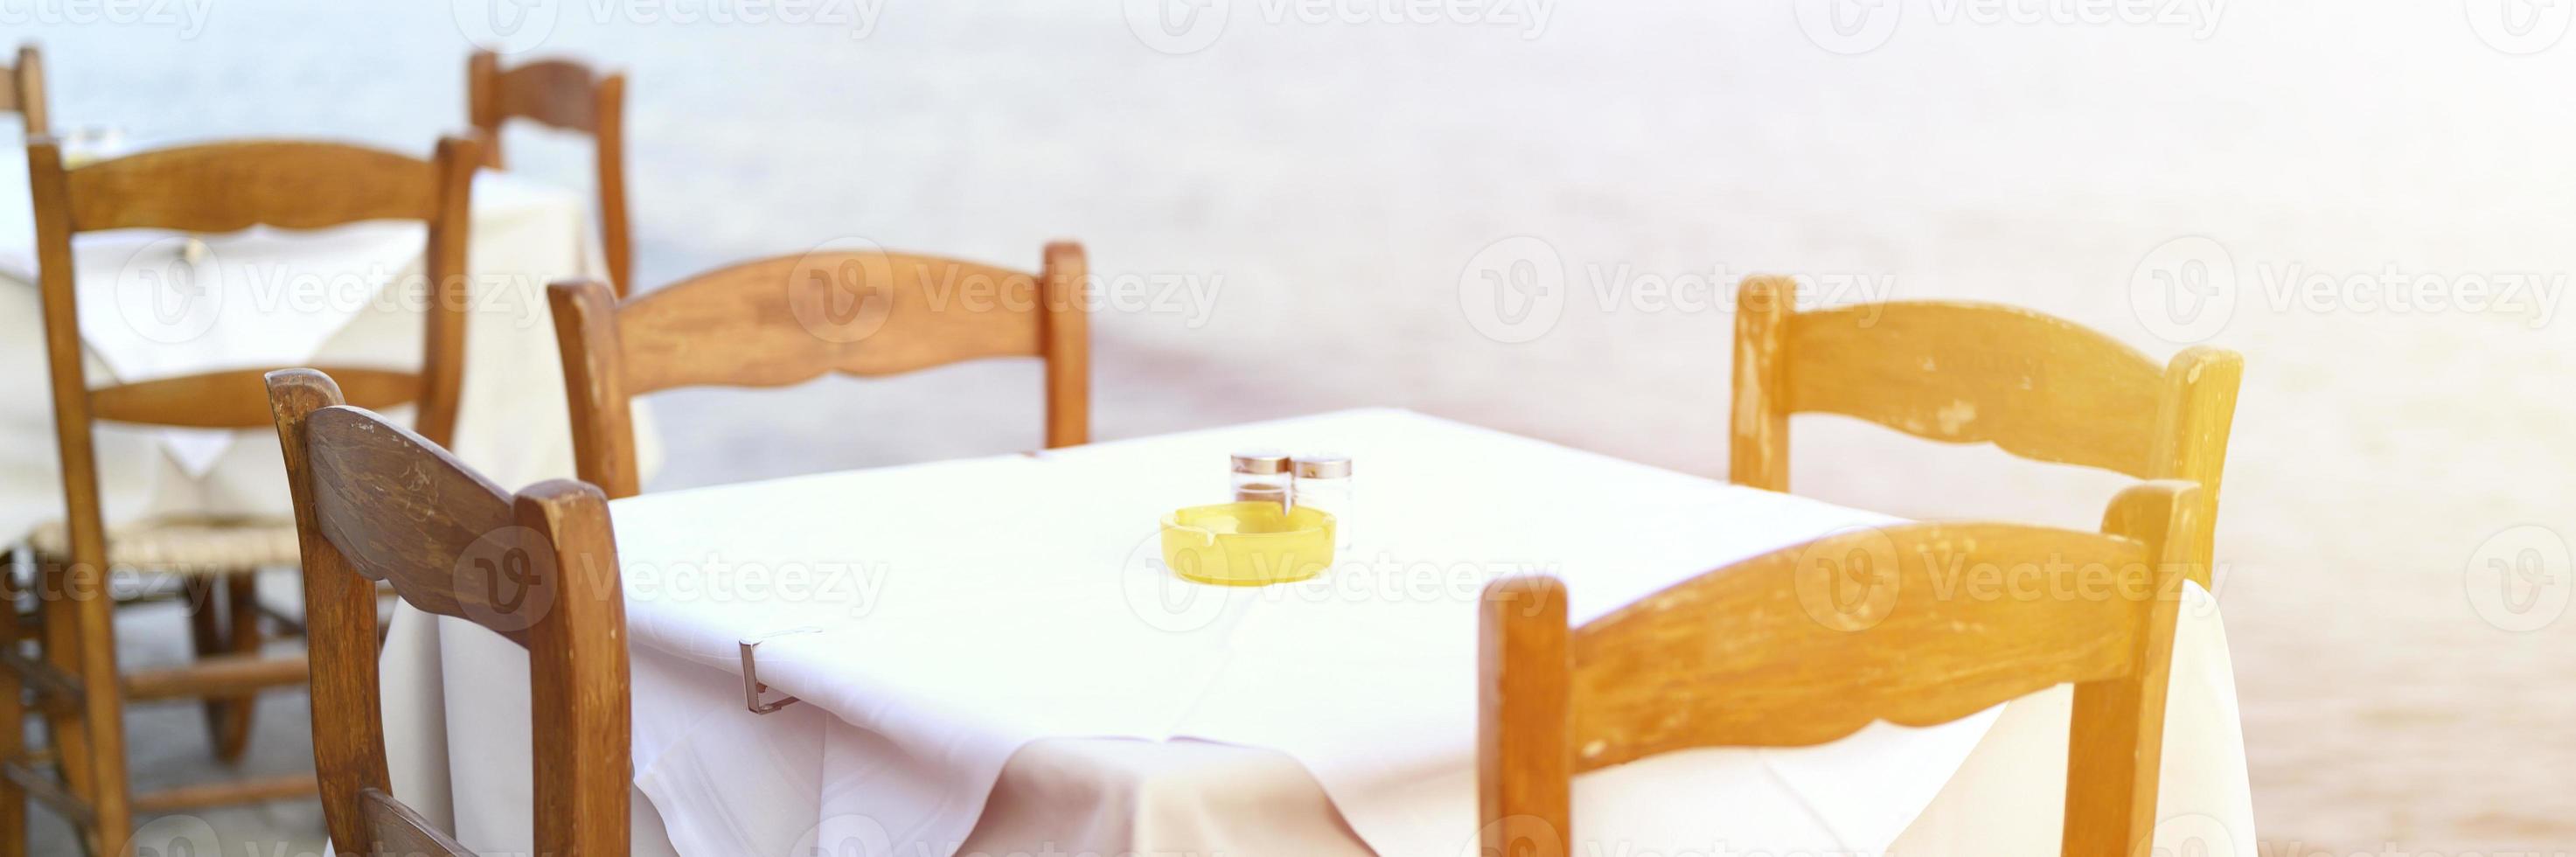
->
[0,138,651,544]
[381,408,2257,856]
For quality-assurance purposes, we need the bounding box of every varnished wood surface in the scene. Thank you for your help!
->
[362,789,476,857]
[303,404,529,644]
[264,371,390,854]
[3,45,47,134]
[129,774,317,812]
[618,252,1043,389]
[1728,275,2240,580]
[470,51,632,296]
[89,366,424,428]
[64,141,436,232]
[1481,482,2198,857]
[1785,300,2167,476]
[268,368,631,857]
[0,549,27,857]
[550,240,1091,499]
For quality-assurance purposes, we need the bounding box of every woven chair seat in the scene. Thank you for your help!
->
[27,517,302,573]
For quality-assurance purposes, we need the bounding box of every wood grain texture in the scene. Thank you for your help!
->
[302,405,526,644]
[268,368,632,857]
[1785,299,2166,475]
[265,370,389,855]
[24,138,129,857]
[548,277,642,499]
[210,574,262,759]
[0,46,19,112]
[593,72,631,296]
[1728,275,1793,491]
[0,547,24,857]
[64,141,435,232]
[128,774,315,812]
[495,60,602,132]
[1479,575,1572,857]
[519,479,632,857]
[2149,345,2241,582]
[2064,481,2197,856]
[1726,275,2240,579]
[1040,241,1090,449]
[469,51,631,296]
[88,366,422,428]
[550,241,1091,498]
[617,252,1044,390]
[1481,481,2198,855]
[4,45,46,134]
[360,789,475,857]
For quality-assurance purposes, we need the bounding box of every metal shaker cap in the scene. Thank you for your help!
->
[1230,449,1291,475]
[1291,453,1352,479]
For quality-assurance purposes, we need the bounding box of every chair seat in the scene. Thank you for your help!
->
[27,517,302,573]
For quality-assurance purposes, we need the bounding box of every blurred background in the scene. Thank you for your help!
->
[17,0,2576,852]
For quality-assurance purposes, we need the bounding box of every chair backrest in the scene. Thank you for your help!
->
[267,368,630,857]
[469,50,631,296]
[547,241,1091,498]
[1479,481,2202,857]
[1729,275,2240,580]
[2,44,48,135]
[27,136,477,578]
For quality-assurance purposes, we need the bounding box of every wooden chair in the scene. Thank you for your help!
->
[470,50,632,296]
[1479,481,2203,857]
[0,136,478,857]
[268,368,630,857]
[547,241,1091,498]
[2,45,47,136]
[1729,275,2242,579]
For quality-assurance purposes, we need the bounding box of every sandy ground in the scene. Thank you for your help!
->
[18,2,2576,854]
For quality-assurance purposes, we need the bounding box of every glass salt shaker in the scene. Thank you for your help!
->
[1230,449,1291,511]
[1291,453,1353,549]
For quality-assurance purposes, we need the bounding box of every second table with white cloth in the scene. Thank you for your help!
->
[387,408,2257,856]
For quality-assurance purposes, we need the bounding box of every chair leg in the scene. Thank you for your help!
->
[38,559,130,856]
[182,578,229,760]
[209,574,260,762]
[32,561,93,815]
[0,549,30,857]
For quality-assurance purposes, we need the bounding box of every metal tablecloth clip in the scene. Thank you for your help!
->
[738,626,825,714]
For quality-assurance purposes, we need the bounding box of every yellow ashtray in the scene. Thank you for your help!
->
[1159,502,1337,587]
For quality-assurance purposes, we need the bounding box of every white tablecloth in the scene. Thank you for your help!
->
[0,148,650,541]
[386,409,2255,856]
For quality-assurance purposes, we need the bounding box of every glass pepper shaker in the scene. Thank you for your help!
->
[1291,453,1353,548]
[1230,449,1291,511]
